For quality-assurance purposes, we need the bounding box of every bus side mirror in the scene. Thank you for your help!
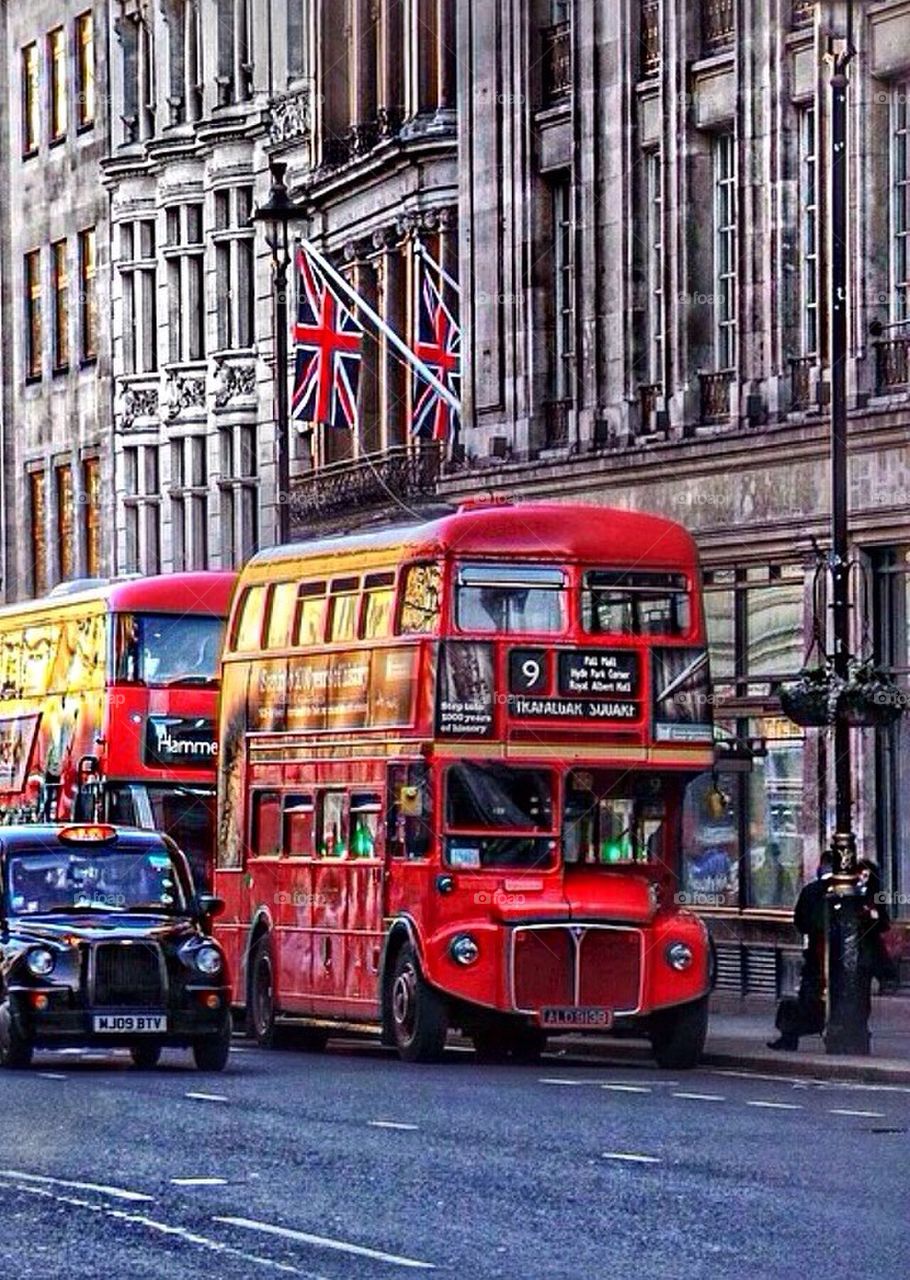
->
[196,894,225,919]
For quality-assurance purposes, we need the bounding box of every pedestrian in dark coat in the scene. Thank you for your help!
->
[768,854,832,1051]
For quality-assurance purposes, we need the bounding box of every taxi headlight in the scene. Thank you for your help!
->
[449,934,480,966]
[194,945,223,976]
[25,947,56,978]
[666,941,694,972]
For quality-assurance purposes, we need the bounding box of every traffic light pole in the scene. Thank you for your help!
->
[823,21,868,1056]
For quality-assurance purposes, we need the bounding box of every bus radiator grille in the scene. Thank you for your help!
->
[92,942,166,1008]
[511,926,642,1016]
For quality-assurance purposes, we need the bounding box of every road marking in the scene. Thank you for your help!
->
[0,1179,323,1278]
[601,1152,661,1164]
[672,1092,725,1102]
[746,1101,803,1111]
[171,1177,230,1186]
[214,1216,436,1271]
[368,1121,419,1131]
[829,1108,886,1118]
[538,1078,602,1087]
[37,1072,67,1080]
[185,1092,229,1103]
[0,1170,153,1203]
[600,1084,651,1094]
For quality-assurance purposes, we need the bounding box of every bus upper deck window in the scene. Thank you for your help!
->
[233,585,267,652]
[582,571,690,638]
[294,582,326,646]
[327,577,360,644]
[265,582,298,649]
[456,564,566,635]
[398,563,441,635]
[361,572,396,639]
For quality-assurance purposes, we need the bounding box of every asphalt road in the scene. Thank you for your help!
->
[1,1036,908,1280]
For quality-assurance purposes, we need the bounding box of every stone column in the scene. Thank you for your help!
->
[436,0,456,116]
[404,0,437,123]
[378,0,405,134]
[378,233,407,448]
[350,0,379,146]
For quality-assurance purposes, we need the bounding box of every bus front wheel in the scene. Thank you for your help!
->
[248,935,283,1050]
[650,996,709,1070]
[390,945,448,1063]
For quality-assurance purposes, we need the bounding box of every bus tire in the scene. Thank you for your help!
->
[650,996,709,1070]
[0,999,33,1069]
[129,1042,162,1069]
[390,945,448,1063]
[248,934,283,1050]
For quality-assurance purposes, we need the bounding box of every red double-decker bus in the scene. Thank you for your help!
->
[214,502,715,1065]
[0,573,235,886]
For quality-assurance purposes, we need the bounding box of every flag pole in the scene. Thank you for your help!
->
[297,238,461,419]
[413,237,462,298]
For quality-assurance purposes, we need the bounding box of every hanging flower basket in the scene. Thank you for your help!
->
[779,667,841,728]
[839,663,907,728]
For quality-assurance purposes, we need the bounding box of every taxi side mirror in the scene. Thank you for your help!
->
[196,894,225,919]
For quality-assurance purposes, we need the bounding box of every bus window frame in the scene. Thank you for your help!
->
[264,581,298,650]
[293,581,328,647]
[359,570,397,641]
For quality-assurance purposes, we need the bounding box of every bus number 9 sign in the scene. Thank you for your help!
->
[508,649,549,695]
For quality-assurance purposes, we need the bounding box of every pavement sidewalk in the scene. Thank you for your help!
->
[555,993,910,1083]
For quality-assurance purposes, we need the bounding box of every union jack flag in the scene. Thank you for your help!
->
[292,247,363,430]
[411,260,461,442]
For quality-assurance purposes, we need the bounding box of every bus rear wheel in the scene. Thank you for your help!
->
[650,996,709,1070]
[390,945,448,1063]
[248,935,283,1049]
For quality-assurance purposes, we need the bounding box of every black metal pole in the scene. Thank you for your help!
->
[824,25,868,1055]
[274,230,291,545]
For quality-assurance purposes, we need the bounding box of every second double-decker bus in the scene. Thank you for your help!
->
[0,573,235,886]
[214,502,715,1065]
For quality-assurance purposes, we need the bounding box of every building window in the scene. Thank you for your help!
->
[29,470,48,596]
[798,105,818,356]
[123,444,161,574]
[83,456,102,577]
[165,203,206,363]
[553,178,574,401]
[48,27,67,143]
[78,228,98,362]
[75,11,95,130]
[892,83,910,322]
[216,0,252,105]
[713,131,737,371]
[24,249,42,382]
[645,149,663,386]
[213,186,255,351]
[287,0,311,81]
[56,462,75,581]
[52,239,69,372]
[22,43,40,154]
[171,436,209,571]
[120,219,158,374]
[219,424,258,567]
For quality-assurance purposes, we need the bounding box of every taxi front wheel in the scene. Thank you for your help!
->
[130,1043,162,1069]
[193,1016,232,1072]
[0,999,33,1069]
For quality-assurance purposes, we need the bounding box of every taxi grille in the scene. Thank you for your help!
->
[92,943,165,1008]
[511,925,642,1015]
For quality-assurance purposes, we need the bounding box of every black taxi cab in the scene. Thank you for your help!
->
[0,823,231,1070]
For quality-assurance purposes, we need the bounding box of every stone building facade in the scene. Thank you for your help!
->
[0,0,112,598]
[447,0,910,983]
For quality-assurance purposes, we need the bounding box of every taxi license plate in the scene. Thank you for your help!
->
[93,1014,167,1035]
[539,1007,613,1030]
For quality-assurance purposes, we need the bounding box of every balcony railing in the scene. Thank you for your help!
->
[543,399,572,448]
[543,22,571,104]
[791,1,815,28]
[290,443,441,525]
[790,356,816,412]
[641,1,660,78]
[875,338,910,394]
[699,370,734,424]
[702,0,735,55]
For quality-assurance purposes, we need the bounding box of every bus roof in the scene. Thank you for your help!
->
[241,503,699,578]
[0,572,236,624]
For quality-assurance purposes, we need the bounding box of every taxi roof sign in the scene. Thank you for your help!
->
[58,824,119,844]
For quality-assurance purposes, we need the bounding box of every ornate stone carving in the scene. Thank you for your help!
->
[214,360,257,408]
[120,383,159,429]
[268,87,313,146]
[165,368,206,419]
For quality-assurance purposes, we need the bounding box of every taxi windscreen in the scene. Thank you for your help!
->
[5,847,188,916]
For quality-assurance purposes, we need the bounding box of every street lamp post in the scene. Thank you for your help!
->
[821,0,868,1055]
[253,160,307,545]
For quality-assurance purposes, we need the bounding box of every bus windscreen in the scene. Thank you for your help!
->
[113,613,225,686]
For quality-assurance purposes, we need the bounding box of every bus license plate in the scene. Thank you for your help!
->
[539,1007,613,1030]
[93,1014,167,1035]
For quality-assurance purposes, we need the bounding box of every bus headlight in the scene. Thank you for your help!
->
[25,947,56,978]
[450,934,480,966]
[665,941,693,972]
[194,945,223,976]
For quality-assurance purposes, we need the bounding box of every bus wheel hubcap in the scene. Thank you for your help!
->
[392,964,417,1040]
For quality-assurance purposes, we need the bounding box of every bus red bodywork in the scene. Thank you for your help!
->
[214,503,715,1065]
